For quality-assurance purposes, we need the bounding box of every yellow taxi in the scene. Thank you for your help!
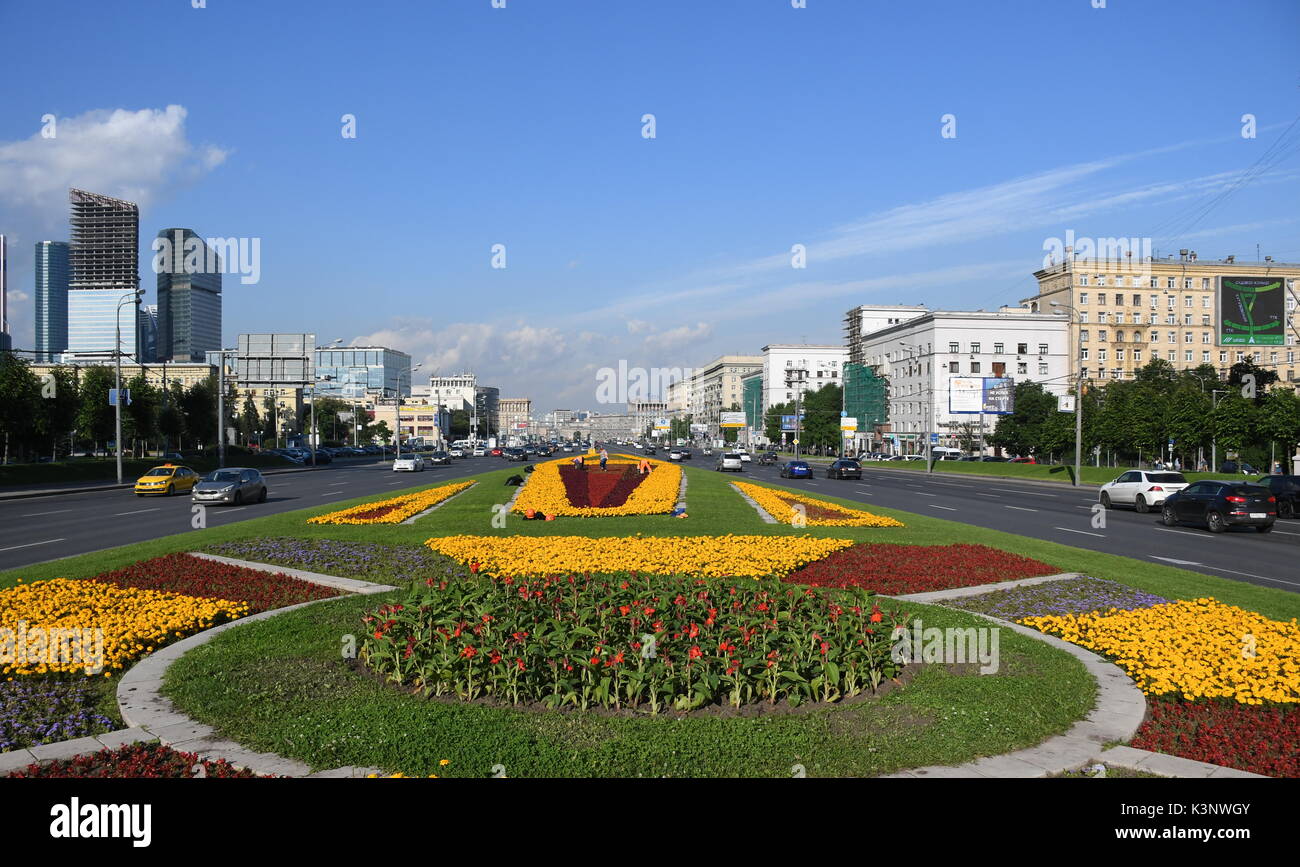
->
[133,464,200,496]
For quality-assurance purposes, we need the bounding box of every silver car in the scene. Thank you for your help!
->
[192,468,267,506]
[716,453,744,472]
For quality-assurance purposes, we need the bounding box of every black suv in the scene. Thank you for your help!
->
[826,459,862,480]
[1160,481,1277,533]
[1262,475,1300,518]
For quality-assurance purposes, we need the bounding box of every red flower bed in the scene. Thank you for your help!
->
[559,466,646,508]
[784,543,1057,596]
[91,553,340,613]
[1131,698,1299,778]
[6,742,275,778]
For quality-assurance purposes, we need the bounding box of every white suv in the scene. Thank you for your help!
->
[1099,471,1188,513]
[716,453,744,472]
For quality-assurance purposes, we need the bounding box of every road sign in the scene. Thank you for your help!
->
[108,388,131,407]
[930,433,939,445]
[840,410,847,417]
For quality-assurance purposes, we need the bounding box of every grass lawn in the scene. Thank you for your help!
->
[162,591,1094,777]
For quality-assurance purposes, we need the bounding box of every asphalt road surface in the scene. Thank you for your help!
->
[0,454,505,573]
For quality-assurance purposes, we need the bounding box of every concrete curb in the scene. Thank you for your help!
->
[730,482,777,524]
[891,572,1084,604]
[675,470,688,512]
[1,561,398,779]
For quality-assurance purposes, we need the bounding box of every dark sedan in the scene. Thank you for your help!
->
[428,450,452,465]
[1262,475,1300,518]
[1160,480,1277,533]
[779,460,813,479]
[826,459,862,480]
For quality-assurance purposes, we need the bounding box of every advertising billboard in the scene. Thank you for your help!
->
[949,377,1015,415]
[1219,276,1286,345]
[719,411,746,428]
[780,414,805,431]
[235,333,314,386]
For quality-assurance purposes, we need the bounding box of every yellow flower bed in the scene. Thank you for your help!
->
[426,534,854,578]
[0,579,249,677]
[511,458,681,517]
[732,480,905,528]
[308,481,476,525]
[1021,598,1300,705]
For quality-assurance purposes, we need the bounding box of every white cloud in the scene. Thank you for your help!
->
[642,322,713,353]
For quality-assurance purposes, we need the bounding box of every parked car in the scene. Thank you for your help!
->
[192,467,267,506]
[161,452,185,462]
[901,454,924,462]
[716,453,744,472]
[1009,456,1036,464]
[393,454,426,472]
[134,464,200,496]
[826,459,862,480]
[1219,460,1259,475]
[1099,471,1189,513]
[981,456,1009,462]
[779,460,813,479]
[428,450,452,465]
[958,455,982,462]
[1262,475,1300,518]
[1160,481,1277,533]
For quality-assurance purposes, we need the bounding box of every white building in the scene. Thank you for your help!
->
[760,344,848,411]
[856,309,1070,453]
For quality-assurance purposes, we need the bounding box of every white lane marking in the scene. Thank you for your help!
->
[114,508,160,516]
[1004,506,1038,512]
[1152,528,1212,540]
[976,493,1002,498]
[1055,527,1105,537]
[927,504,957,511]
[221,507,248,514]
[913,492,936,497]
[0,538,65,553]
[20,509,72,517]
[1151,556,1202,566]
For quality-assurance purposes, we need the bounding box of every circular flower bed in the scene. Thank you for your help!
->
[362,572,912,713]
[6,742,273,778]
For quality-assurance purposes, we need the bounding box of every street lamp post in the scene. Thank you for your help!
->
[1050,302,1084,486]
[115,289,144,484]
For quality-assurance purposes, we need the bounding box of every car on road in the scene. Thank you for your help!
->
[643,446,657,455]
[779,460,813,479]
[134,464,200,496]
[668,449,684,461]
[1098,471,1189,513]
[505,448,528,461]
[1160,480,1277,533]
[449,447,464,458]
[677,449,692,460]
[472,446,487,457]
[1262,475,1300,518]
[192,468,267,506]
[758,452,779,465]
[716,453,744,472]
[490,447,504,457]
[428,450,452,465]
[737,451,752,463]
[826,458,862,480]
[393,454,426,472]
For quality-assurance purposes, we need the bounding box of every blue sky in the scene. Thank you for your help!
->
[2,0,1298,410]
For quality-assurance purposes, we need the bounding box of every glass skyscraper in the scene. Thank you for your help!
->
[315,346,413,398]
[34,240,70,362]
[155,228,222,362]
[66,189,140,358]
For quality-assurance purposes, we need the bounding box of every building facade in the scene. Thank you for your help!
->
[498,398,532,436]
[760,344,848,411]
[475,386,500,437]
[845,304,929,365]
[855,310,1070,453]
[155,228,222,363]
[35,240,70,362]
[315,346,413,398]
[1022,253,1300,385]
[689,355,763,438]
[66,189,141,359]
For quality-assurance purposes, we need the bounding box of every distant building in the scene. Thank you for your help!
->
[139,304,159,363]
[155,228,222,362]
[498,398,532,435]
[475,386,500,436]
[34,241,70,362]
[66,189,141,359]
[315,345,412,398]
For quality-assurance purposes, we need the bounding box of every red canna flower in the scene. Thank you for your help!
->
[688,646,703,660]
[461,645,478,658]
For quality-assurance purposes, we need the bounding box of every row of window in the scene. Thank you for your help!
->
[1081,329,1300,349]
[943,342,1050,355]
[1076,288,1298,308]
[1080,348,1297,364]
[1080,311,1217,325]
[942,361,1049,376]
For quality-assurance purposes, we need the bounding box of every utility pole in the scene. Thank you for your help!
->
[1050,301,1084,486]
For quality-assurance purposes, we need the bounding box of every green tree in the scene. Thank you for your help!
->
[1211,393,1255,454]
[238,394,260,445]
[123,373,160,456]
[373,420,393,446]
[33,366,80,460]
[1257,388,1300,463]
[764,401,793,444]
[988,381,1057,457]
[449,409,471,439]
[0,354,41,462]
[1228,358,1279,403]
[159,382,187,452]
[179,377,218,448]
[76,366,117,453]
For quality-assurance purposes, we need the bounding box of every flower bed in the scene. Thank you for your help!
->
[784,543,1057,595]
[425,534,854,579]
[5,742,273,778]
[91,553,340,613]
[308,480,475,525]
[0,578,249,677]
[945,576,1170,621]
[362,571,911,712]
[512,458,680,517]
[1021,598,1300,705]
[1130,697,1300,778]
[732,480,904,528]
[205,538,455,584]
[1,678,116,753]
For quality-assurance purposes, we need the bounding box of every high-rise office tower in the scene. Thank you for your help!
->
[35,240,70,362]
[155,228,222,362]
[66,188,141,358]
[140,304,159,364]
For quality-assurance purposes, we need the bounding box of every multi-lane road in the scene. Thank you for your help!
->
[0,455,504,573]
[3,451,1297,595]
[729,458,1300,593]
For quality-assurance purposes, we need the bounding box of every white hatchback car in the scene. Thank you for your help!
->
[393,454,426,472]
[1099,470,1188,513]
[716,453,744,472]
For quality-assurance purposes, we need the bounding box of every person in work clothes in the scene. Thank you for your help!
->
[599,448,609,471]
